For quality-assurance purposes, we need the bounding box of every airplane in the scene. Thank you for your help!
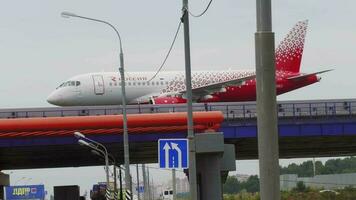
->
[47,20,331,106]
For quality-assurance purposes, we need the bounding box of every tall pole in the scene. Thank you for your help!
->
[142,164,147,200]
[84,140,111,194]
[147,167,151,200]
[181,1,198,200]
[79,139,110,196]
[172,169,177,200]
[313,158,316,177]
[151,179,154,200]
[119,165,123,200]
[136,164,140,200]
[119,41,132,200]
[106,154,118,198]
[255,0,280,199]
[61,12,132,199]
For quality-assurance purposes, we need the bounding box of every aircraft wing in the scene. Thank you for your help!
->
[287,69,333,81]
[180,74,256,101]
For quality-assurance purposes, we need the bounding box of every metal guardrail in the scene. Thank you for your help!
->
[1,99,356,120]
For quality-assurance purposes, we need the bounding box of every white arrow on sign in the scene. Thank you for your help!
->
[163,142,171,168]
[171,143,182,168]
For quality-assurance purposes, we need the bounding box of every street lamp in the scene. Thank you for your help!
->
[78,139,95,148]
[74,131,86,139]
[91,149,124,200]
[63,12,132,197]
[74,132,110,196]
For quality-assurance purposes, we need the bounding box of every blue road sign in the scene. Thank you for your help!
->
[158,139,188,169]
[136,186,144,193]
[5,185,45,200]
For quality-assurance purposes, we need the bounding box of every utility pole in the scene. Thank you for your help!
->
[255,0,280,199]
[313,158,316,177]
[151,179,154,200]
[119,165,123,200]
[142,164,147,200]
[136,164,140,200]
[147,167,151,200]
[181,0,198,199]
[172,169,177,200]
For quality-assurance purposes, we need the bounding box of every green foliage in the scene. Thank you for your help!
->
[223,176,241,194]
[280,157,356,176]
[223,192,259,200]
[222,188,356,200]
[240,175,260,193]
[293,181,308,193]
[223,175,260,194]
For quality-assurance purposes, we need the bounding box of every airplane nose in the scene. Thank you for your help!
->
[47,92,61,106]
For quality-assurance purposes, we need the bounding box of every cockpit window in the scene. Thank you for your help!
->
[57,80,81,89]
[56,82,64,89]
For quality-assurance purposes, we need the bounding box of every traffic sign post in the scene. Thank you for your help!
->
[158,139,189,169]
[158,133,237,200]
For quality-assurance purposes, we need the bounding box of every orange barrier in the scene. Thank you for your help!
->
[0,112,223,138]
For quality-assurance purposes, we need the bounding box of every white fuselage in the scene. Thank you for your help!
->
[47,70,254,106]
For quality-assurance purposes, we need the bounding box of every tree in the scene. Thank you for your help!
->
[223,175,261,194]
[293,181,307,193]
[223,176,240,194]
[280,157,356,176]
[241,175,260,193]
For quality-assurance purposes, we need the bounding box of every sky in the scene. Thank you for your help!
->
[1,0,356,197]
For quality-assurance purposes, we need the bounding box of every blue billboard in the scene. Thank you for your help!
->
[5,185,45,200]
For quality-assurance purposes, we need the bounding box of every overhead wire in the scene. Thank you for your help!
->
[147,0,213,82]
[187,0,213,18]
[147,20,182,82]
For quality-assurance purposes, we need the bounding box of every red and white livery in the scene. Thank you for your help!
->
[47,20,331,106]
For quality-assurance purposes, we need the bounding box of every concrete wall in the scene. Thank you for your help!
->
[280,173,356,191]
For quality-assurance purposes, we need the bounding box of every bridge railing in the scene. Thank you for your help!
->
[1,99,356,120]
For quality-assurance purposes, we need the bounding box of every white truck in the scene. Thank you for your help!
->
[160,188,173,200]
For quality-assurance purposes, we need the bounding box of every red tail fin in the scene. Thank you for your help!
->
[275,20,308,73]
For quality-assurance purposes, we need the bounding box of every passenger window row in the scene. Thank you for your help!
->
[109,81,169,87]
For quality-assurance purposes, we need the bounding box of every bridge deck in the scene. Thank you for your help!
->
[1,99,356,120]
[1,99,356,170]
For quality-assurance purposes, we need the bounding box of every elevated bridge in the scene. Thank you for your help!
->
[1,99,356,170]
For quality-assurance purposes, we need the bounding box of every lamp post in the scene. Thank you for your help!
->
[91,149,124,200]
[62,12,132,198]
[75,132,110,197]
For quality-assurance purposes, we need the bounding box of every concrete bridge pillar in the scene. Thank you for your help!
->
[186,133,236,200]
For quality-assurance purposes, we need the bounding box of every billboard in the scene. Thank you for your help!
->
[5,185,45,200]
